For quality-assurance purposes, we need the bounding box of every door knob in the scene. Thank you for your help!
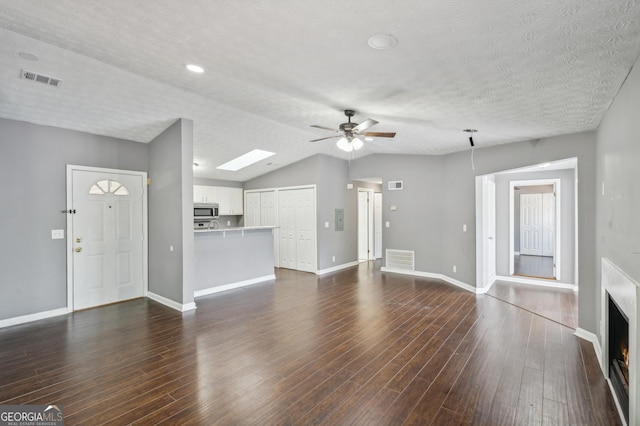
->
[75,247,82,253]
[76,237,82,243]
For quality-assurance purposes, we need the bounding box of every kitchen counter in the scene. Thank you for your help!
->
[194,225,276,233]
[194,226,276,297]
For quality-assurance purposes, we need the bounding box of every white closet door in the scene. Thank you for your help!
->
[245,192,261,226]
[542,192,555,257]
[278,190,297,269]
[296,188,316,272]
[260,191,277,226]
[520,193,543,255]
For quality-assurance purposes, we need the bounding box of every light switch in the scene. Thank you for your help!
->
[347,183,353,189]
[463,224,467,232]
[390,205,397,211]
[51,229,64,239]
[325,221,329,228]
[385,221,390,228]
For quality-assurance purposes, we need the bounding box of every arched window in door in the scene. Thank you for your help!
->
[88,179,129,196]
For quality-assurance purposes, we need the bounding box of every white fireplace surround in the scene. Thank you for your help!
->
[600,257,639,426]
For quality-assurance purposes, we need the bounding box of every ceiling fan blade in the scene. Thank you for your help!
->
[310,125,339,132]
[353,118,379,132]
[362,132,396,138]
[310,135,341,142]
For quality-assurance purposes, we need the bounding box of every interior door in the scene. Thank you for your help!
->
[71,170,144,310]
[542,192,555,257]
[374,193,382,259]
[278,190,296,269]
[245,192,261,226]
[357,191,369,260]
[296,188,315,272]
[486,180,496,281]
[520,193,543,255]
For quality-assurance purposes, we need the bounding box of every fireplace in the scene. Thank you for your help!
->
[609,295,629,424]
[600,258,638,425]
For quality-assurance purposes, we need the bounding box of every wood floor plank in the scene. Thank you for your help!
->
[0,262,621,425]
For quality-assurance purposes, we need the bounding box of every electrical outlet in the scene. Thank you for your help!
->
[332,255,335,262]
[325,221,329,228]
[227,220,231,226]
[51,229,64,239]
[463,224,467,232]
[453,265,457,273]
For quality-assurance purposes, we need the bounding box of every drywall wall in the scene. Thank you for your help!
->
[148,118,194,307]
[596,56,640,341]
[0,118,148,321]
[349,154,445,273]
[495,169,576,284]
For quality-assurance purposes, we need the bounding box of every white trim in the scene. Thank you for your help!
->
[380,267,485,294]
[509,178,562,280]
[147,292,197,312]
[317,261,359,276]
[194,274,276,297]
[66,165,148,312]
[574,327,604,374]
[0,307,70,329]
[495,275,578,291]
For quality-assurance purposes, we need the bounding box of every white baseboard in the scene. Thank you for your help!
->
[147,291,197,312]
[495,275,578,291]
[574,327,604,374]
[317,261,359,276]
[380,267,483,294]
[194,274,276,298]
[0,307,69,329]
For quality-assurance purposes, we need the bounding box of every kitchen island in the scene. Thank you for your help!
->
[194,226,276,297]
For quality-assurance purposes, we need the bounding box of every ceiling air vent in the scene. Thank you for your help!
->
[21,69,63,87]
[388,180,403,190]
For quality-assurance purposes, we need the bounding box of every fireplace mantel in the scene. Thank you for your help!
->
[601,257,640,425]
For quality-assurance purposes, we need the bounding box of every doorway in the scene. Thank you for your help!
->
[277,187,317,272]
[357,188,374,261]
[509,179,560,280]
[66,165,148,311]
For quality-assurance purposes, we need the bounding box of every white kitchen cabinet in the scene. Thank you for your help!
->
[194,185,243,215]
[193,185,218,204]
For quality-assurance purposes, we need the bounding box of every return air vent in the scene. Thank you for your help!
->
[386,249,415,271]
[388,180,403,190]
[21,69,63,87]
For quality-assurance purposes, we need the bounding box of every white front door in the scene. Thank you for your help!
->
[520,193,543,255]
[71,169,145,310]
[374,193,382,259]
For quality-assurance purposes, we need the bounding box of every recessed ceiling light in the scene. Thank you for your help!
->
[217,149,275,172]
[186,64,204,73]
[18,51,38,61]
[368,33,398,50]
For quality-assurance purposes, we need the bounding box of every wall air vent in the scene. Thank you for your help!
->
[386,249,415,271]
[21,69,63,87]
[388,180,403,190]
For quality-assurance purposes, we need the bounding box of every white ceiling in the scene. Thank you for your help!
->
[1,1,639,182]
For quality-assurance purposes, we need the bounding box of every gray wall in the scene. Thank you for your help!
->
[148,119,194,306]
[495,170,575,284]
[0,118,148,320]
[350,154,444,273]
[596,56,640,340]
[245,154,359,270]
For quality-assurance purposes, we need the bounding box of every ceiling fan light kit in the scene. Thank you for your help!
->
[310,109,396,152]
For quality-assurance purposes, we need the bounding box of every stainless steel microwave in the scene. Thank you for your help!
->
[194,203,219,221]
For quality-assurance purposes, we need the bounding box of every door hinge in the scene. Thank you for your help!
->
[61,209,76,214]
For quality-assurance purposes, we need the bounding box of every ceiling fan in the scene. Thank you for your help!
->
[310,109,396,152]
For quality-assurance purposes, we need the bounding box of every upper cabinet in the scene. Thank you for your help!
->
[193,185,243,215]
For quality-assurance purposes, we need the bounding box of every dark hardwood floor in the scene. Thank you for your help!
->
[0,262,620,425]
[486,279,578,329]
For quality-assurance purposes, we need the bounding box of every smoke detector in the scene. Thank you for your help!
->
[21,69,63,87]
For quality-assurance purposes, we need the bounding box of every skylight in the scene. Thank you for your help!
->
[216,149,275,171]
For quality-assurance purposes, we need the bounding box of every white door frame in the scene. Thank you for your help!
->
[357,188,375,261]
[509,179,561,279]
[475,175,497,292]
[66,165,148,311]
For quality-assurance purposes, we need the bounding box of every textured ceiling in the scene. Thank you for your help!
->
[1,0,639,181]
